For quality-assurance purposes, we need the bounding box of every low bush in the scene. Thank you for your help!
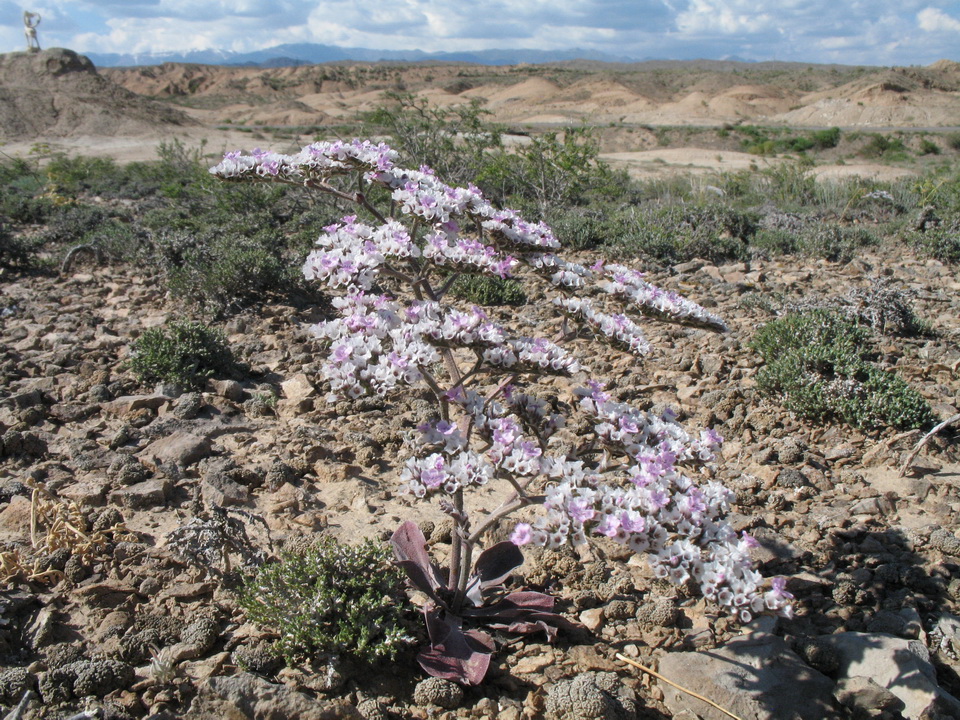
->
[238,538,411,665]
[126,320,236,390]
[157,229,293,315]
[798,225,878,263]
[0,224,40,268]
[450,274,527,306]
[905,221,960,264]
[753,310,934,430]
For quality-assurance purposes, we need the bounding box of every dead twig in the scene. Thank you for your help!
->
[60,244,103,275]
[3,690,34,720]
[899,413,960,478]
[616,653,745,720]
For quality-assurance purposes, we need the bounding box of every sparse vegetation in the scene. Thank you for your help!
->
[238,538,411,665]
[126,319,236,390]
[752,310,935,430]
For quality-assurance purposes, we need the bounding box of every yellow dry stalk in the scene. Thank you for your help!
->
[0,549,62,585]
[27,480,137,566]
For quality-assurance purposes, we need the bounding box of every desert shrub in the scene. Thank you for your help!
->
[126,320,236,390]
[38,204,114,246]
[479,127,630,212]
[602,204,753,265]
[847,278,931,336]
[811,127,841,149]
[753,311,934,430]
[0,224,41,268]
[156,229,293,315]
[859,134,907,161]
[238,538,411,665]
[798,224,878,263]
[918,139,941,156]
[751,228,799,257]
[450,275,527,306]
[905,222,960,264]
[947,133,960,151]
[362,92,501,186]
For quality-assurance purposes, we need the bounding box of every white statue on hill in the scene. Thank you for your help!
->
[24,11,41,52]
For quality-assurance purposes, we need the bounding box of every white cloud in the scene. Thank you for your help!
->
[917,7,960,32]
[1,0,958,64]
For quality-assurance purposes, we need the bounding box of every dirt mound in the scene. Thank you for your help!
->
[0,48,195,140]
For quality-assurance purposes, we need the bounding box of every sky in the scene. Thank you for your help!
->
[1,0,959,66]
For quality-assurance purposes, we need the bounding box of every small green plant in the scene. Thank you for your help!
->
[918,139,941,156]
[127,320,236,390]
[238,538,411,666]
[798,224,878,263]
[752,311,934,430]
[905,221,960,264]
[450,274,527,306]
[157,229,293,315]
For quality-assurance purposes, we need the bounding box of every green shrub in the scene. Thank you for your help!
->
[157,229,293,315]
[860,134,907,160]
[127,320,236,390]
[945,132,960,151]
[811,127,841,149]
[752,311,934,430]
[751,228,799,257]
[918,139,941,156]
[450,274,527,306]
[0,223,40,268]
[238,538,411,665]
[798,225,878,263]
[905,223,960,263]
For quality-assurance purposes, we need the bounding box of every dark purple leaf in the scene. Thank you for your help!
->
[418,606,494,686]
[391,521,445,600]
[472,542,524,588]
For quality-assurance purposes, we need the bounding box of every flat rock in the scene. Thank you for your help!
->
[191,672,363,720]
[140,431,213,468]
[280,373,316,402]
[657,632,840,720]
[817,631,960,720]
[109,478,171,509]
[101,394,171,416]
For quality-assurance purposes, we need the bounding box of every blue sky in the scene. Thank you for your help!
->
[2,0,959,65]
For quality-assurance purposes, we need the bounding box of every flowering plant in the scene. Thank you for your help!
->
[211,139,793,684]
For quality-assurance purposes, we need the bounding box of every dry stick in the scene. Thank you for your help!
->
[615,653,745,720]
[899,413,960,478]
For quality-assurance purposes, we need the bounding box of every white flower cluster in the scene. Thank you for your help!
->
[209,140,397,182]
[527,253,591,289]
[602,264,728,332]
[303,216,418,291]
[513,453,792,621]
[423,230,517,278]
[553,297,651,356]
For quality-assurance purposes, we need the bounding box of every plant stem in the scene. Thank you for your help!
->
[448,488,464,593]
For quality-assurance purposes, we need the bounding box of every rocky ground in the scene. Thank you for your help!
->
[0,237,959,719]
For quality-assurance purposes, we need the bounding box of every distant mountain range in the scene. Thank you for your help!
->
[85,43,649,68]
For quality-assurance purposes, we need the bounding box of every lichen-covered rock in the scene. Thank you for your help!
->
[72,658,135,697]
[792,636,840,675]
[636,597,678,627]
[233,641,283,677]
[930,528,960,556]
[356,698,390,720]
[40,658,133,700]
[0,667,35,704]
[180,617,219,656]
[108,454,148,486]
[545,672,635,720]
[413,677,464,709]
[118,628,163,664]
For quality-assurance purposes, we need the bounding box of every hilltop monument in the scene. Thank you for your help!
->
[23,11,41,52]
